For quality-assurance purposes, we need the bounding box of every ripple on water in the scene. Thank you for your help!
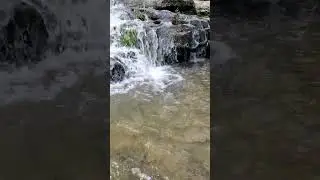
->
[110,63,210,179]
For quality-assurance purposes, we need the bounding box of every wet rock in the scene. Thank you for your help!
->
[123,0,197,14]
[155,0,197,14]
[156,15,210,63]
[194,0,210,16]
[0,2,49,66]
[111,1,210,83]
[111,60,126,82]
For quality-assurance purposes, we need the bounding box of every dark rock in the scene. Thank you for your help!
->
[194,0,210,17]
[176,46,191,63]
[0,2,49,66]
[153,20,161,24]
[111,62,126,82]
[156,18,210,63]
[155,0,197,15]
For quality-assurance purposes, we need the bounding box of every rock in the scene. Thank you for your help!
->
[0,1,49,65]
[157,14,210,63]
[110,58,126,82]
[122,0,197,14]
[110,2,210,83]
[155,0,197,14]
[194,0,210,16]
[111,62,126,82]
[129,8,210,64]
[1,0,109,67]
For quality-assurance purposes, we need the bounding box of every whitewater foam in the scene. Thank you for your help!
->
[110,1,182,95]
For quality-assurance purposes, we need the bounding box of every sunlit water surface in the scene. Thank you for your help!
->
[110,63,210,180]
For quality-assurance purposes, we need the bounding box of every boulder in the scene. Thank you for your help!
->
[0,1,49,65]
[122,0,197,14]
[129,8,210,64]
[110,58,126,82]
[156,14,210,63]
[194,0,210,16]
[1,0,109,66]
[154,0,197,14]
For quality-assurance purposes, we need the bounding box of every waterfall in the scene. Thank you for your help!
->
[110,0,182,95]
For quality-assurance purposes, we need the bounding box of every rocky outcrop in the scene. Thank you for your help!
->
[194,0,210,16]
[0,1,51,65]
[121,0,201,15]
[0,0,108,66]
[136,8,210,63]
[110,6,210,82]
[154,0,197,14]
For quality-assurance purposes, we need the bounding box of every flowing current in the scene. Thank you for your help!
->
[110,1,182,95]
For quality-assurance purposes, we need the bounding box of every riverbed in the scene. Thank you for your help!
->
[110,62,210,180]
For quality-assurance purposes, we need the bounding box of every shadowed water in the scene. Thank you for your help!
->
[212,11,320,179]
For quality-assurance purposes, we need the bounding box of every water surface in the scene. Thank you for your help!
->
[110,63,210,180]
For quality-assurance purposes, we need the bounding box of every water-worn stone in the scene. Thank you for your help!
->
[0,1,49,65]
[0,0,108,67]
[157,14,210,63]
[111,59,126,82]
[132,8,210,63]
[194,0,210,16]
[154,0,197,14]
[110,1,210,82]
[122,0,197,14]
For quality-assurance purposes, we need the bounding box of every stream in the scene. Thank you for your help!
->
[110,1,210,179]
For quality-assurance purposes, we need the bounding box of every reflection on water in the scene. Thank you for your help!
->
[110,63,210,179]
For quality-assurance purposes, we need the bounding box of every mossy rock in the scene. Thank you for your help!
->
[133,10,146,21]
[197,10,210,17]
[120,29,138,47]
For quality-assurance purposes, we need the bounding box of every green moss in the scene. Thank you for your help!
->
[134,11,146,21]
[196,10,210,17]
[120,29,138,47]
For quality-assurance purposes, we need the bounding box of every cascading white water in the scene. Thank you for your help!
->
[110,0,182,95]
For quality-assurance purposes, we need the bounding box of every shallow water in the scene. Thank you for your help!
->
[0,50,108,179]
[212,12,320,179]
[110,62,210,179]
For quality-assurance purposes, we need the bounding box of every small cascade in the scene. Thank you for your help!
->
[110,0,182,95]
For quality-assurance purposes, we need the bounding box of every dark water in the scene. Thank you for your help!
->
[213,13,320,179]
[0,50,108,180]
